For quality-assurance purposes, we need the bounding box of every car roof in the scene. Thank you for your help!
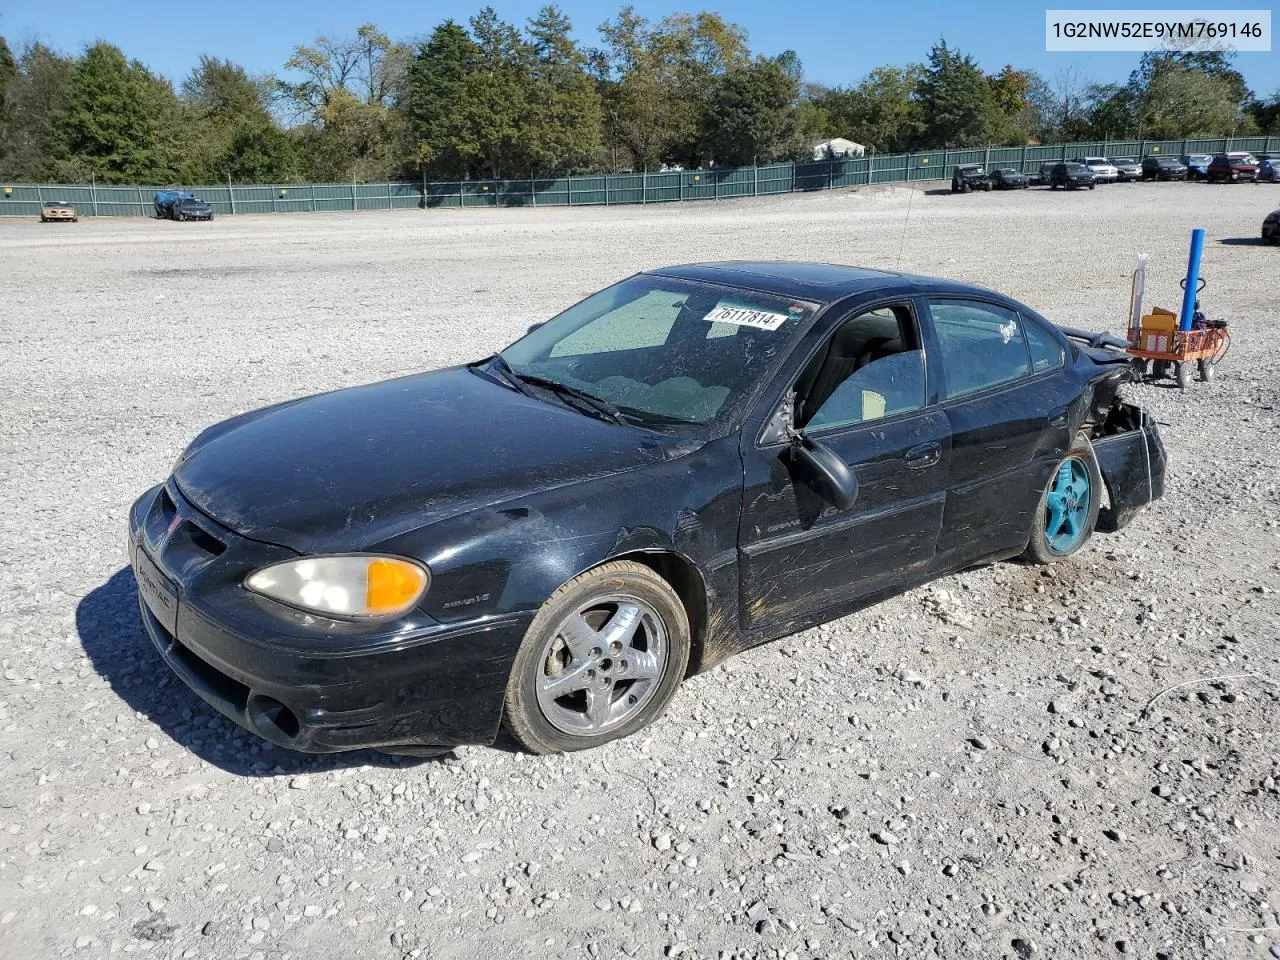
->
[647,261,998,305]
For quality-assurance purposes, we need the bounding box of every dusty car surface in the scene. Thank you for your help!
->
[129,262,1166,756]
[40,201,78,222]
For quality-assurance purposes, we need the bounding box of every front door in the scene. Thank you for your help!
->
[737,301,952,636]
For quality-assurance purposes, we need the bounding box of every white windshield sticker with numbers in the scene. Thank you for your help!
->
[704,305,791,331]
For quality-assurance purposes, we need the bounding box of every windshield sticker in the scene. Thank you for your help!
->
[705,305,791,331]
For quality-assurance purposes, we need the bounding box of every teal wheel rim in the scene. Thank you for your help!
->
[1044,458,1092,554]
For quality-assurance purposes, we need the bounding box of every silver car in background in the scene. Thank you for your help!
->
[1075,156,1119,183]
[1111,158,1142,182]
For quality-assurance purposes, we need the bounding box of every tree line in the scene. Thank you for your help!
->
[1,5,1276,186]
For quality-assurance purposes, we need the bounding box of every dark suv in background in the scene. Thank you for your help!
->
[1142,156,1188,181]
[951,164,991,192]
[1048,162,1096,190]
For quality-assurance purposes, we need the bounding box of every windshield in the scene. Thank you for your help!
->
[498,275,815,433]
[997,168,1017,174]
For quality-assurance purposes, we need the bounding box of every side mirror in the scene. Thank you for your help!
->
[526,321,546,335]
[791,436,858,510]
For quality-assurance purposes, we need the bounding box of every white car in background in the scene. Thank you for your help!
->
[1074,156,1119,183]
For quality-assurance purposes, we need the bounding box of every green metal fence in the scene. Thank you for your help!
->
[4,135,1278,218]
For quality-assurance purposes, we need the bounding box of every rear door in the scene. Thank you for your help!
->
[920,297,1073,567]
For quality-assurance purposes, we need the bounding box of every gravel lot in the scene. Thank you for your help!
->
[1,182,1278,960]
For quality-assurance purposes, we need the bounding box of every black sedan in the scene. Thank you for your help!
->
[170,197,213,221]
[989,168,1029,189]
[129,263,1166,756]
[1264,209,1280,243]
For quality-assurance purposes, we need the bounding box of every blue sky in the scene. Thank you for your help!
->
[3,0,1277,95]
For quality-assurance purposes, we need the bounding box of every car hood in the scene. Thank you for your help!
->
[174,366,680,553]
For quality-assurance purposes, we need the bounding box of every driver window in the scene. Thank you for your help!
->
[800,304,926,432]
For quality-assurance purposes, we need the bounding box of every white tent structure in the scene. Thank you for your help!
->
[812,138,866,160]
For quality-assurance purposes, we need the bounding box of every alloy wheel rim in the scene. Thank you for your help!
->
[1044,457,1092,554]
[535,594,668,736]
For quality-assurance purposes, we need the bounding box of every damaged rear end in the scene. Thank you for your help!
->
[1060,325,1167,533]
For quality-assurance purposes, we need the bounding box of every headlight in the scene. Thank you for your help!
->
[245,555,430,619]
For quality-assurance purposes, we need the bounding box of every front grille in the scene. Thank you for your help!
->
[144,484,230,579]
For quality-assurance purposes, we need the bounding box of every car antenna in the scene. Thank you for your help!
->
[895,183,915,271]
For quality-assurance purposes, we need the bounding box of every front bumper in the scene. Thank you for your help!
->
[128,482,533,753]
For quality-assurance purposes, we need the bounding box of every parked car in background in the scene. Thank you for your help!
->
[1207,154,1259,183]
[1257,155,1278,183]
[1180,154,1213,180]
[168,196,215,221]
[129,261,1166,755]
[988,168,1029,189]
[951,164,990,192]
[154,190,192,219]
[1142,156,1188,181]
[1037,162,1057,185]
[39,200,78,222]
[1112,158,1142,182]
[1048,162,1096,190]
[1073,157,1118,183]
[1263,209,1280,243]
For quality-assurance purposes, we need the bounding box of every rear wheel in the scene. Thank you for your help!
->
[504,561,690,754]
[1024,435,1102,565]
[1198,359,1215,383]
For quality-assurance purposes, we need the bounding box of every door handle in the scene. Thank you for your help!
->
[1049,407,1069,428]
[905,442,941,469]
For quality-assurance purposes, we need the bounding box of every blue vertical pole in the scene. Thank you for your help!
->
[1178,228,1205,332]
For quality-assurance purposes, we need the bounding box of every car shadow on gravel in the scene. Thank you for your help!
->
[1218,237,1269,246]
[77,567,447,777]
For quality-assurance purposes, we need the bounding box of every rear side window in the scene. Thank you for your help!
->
[928,299,1031,399]
[1025,319,1064,372]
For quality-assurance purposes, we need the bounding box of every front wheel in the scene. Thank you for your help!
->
[504,560,690,754]
[1198,359,1215,383]
[1176,361,1192,389]
[1023,436,1102,565]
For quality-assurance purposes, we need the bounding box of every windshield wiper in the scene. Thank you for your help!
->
[615,406,700,427]
[511,371,627,425]
[482,356,625,425]
[472,353,531,395]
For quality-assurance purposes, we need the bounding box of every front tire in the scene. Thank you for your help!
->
[504,560,690,754]
[1023,435,1102,565]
